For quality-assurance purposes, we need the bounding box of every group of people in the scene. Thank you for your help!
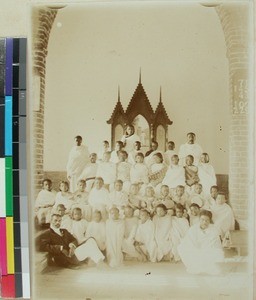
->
[35,126,235,274]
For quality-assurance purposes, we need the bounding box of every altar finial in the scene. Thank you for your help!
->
[160,86,162,102]
[139,68,141,84]
[118,85,120,102]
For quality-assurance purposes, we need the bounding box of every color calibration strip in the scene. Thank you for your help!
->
[0,38,30,299]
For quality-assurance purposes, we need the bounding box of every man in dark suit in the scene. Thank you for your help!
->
[39,214,105,268]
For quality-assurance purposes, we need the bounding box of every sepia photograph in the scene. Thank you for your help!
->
[29,1,254,299]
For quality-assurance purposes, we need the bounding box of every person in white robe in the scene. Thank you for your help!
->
[178,132,203,166]
[68,208,88,244]
[110,141,124,164]
[141,186,156,216]
[203,185,219,210]
[88,177,109,220]
[96,151,116,190]
[53,181,74,213]
[121,125,141,153]
[211,194,235,238]
[66,136,90,192]
[97,140,110,162]
[35,179,56,225]
[148,153,167,196]
[145,141,164,167]
[128,183,143,216]
[153,185,175,212]
[106,207,125,267]
[134,209,157,262]
[172,185,190,210]
[171,204,189,262]
[71,179,91,222]
[108,180,129,217]
[162,155,185,196]
[85,210,106,251]
[188,203,200,226]
[153,204,172,262]
[198,153,217,196]
[122,206,139,258]
[128,141,143,165]
[178,210,224,275]
[164,141,176,166]
[130,152,149,195]
[54,204,72,230]
[189,183,206,208]
[78,153,98,192]
[115,150,131,193]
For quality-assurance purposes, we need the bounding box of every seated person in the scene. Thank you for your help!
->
[141,186,156,216]
[78,153,98,192]
[171,204,190,262]
[68,208,88,245]
[53,204,71,230]
[188,203,201,226]
[85,210,106,252]
[153,204,172,262]
[211,193,235,238]
[38,214,105,269]
[53,181,74,213]
[35,179,56,226]
[153,185,175,212]
[134,209,157,262]
[184,155,199,194]
[97,140,110,162]
[128,183,143,216]
[72,179,91,222]
[106,207,125,268]
[189,183,206,208]
[178,210,224,275]
[172,185,190,210]
[203,185,219,210]
[96,151,116,190]
[148,153,167,195]
[128,141,143,165]
[130,153,149,193]
[108,180,129,217]
[164,141,176,166]
[110,141,124,164]
[162,154,185,196]
[145,141,163,167]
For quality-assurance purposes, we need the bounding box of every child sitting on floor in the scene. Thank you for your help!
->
[35,179,56,225]
[134,209,157,262]
[85,210,106,252]
[171,204,190,262]
[69,207,88,245]
[153,204,172,262]
[106,207,125,268]
[122,206,139,259]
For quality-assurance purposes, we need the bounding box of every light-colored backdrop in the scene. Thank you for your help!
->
[43,3,229,173]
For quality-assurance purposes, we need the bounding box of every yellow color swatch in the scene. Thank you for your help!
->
[6,217,15,274]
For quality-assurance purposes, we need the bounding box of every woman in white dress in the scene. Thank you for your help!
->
[121,125,140,153]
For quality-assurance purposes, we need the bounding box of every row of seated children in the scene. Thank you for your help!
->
[47,195,233,269]
[78,143,216,199]
[35,176,234,239]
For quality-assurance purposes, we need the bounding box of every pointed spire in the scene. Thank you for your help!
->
[139,68,142,84]
[118,85,120,102]
[159,86,162,102]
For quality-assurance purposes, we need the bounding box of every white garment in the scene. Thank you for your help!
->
[69,219,88,244]
[178,143,203,166]
[145,150,164,167]
[121,134,140,153]
[109,190,129,213]
[71,191,91,221]
[130,163,149,184]
[106,218,125,267]
[178,223,224,275]
[198,163,217,195]
[135,219,157,262]
[74,237,105,263]
[54,192,74,212]
[88,188,109,220]
[189,192,206,208]
[110,151,120,164]
[79,162,98,191]
[162,165,185,189]
[66,145,90,192]
[122,216,139,257]
[85,221,106,251]
[128,150,142,165]
[35,190,56,224]
[211,203,235,238]
[171,217,189,261]
[164,150,176,166]
[153,215,172,261]
[96,161,116,185]
[188,214,200,226]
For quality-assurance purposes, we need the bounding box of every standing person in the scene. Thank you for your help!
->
[178,132,203,166]
[178,210,224,275]
[66,135,90,193]
[121,124,140,153]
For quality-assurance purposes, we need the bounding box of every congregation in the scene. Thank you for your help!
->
[35,126,235,275]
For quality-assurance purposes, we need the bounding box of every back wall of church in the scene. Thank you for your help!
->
[43,3,229,175]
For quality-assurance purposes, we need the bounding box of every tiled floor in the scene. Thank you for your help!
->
[34,256,251,300]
